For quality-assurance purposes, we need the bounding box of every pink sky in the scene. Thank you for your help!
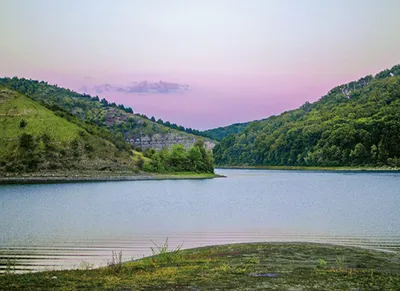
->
[1,0,400,129]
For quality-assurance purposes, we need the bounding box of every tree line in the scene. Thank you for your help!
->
[140,139,214,173]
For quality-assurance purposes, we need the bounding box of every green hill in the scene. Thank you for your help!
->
[213,64,400,167]
[0,87,135,173]
[201,121,256,141]
[0,87,214,175]
[0,77,215,150]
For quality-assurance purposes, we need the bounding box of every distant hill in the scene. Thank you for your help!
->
[201,121,259,141]
[0,77,215,150]
[0,87,136,172]
[213,64,400,167]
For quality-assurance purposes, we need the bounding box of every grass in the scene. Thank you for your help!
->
[131,150,151,163]
[0,87,127,168]
[1,242,399,290]
[0,88,83,158]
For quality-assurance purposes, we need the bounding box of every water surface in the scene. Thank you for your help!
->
[1,169,399,272]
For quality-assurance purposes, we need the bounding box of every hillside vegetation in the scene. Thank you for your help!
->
[214,65,400,167]
[140,139,214,174]
[0,88,135,172]
[201,121,254,141]
[0,87,214,175]
[0,77,212,149]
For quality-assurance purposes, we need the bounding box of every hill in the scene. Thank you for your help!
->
[202,121,255,141]
[0,77,215,150]
[213,65,400,167]
[0,87,136,173]
[0,88,215,176]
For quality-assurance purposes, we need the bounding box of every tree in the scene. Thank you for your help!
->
[187,146,203,171]
[19,119,27,128]
[350,143,367,164]
[169,144,188,171]
[19,133,35,151]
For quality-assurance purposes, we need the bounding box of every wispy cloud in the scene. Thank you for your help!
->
[82,81,189,95]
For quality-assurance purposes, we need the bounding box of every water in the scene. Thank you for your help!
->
[1,169,399,272]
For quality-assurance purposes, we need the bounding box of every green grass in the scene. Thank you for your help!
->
[0,87,138,172]
[1,242,399,290]
[131,150,151,163]
[0,88,82,158]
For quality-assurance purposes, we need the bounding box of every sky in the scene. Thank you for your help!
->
[1,0,400,129]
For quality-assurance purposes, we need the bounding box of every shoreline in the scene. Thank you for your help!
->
[216,165,400,172]
[1,242,399,289]
[0,172,224,185]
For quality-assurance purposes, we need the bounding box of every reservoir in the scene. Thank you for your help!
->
[1,169,399,272]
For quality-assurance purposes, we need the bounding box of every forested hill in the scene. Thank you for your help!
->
[201,121,254,141]
[0,77,215,150]
[213,64,400,167]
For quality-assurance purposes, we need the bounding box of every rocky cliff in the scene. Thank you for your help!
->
[128,132,215,150]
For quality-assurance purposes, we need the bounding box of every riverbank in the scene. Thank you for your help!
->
[0,171,223,185]
[1,242,399,290]
[217,165,400,172]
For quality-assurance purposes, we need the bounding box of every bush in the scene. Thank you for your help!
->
[19,119,27,128]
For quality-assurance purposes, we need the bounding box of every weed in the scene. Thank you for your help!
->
[318,258,328,269]
[246,257,260,265]
[335,256,346,270]
[219,263,231,272]
[234,265,247,274]
[150,238,182,255]
[107,251,123,274]
[150,238,183,266]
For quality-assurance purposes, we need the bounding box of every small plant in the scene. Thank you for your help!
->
[150,238,182,255]
[220,263,231,272]
[107,251,123,274]
[246,257,260,265]
[150,238,183,266]
[234,265,248,274]
[318,258,328,269]
[335,256,346,270]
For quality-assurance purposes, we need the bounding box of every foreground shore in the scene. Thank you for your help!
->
[0,171,223,185]
[1,242,399,290]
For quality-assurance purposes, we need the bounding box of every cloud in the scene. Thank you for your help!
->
[89,81,189,95]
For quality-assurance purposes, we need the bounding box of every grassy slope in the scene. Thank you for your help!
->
[0,88,82,158]
[1,243,399,290]
[0,88,134,171]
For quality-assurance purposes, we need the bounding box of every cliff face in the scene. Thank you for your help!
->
[128,132,215,150]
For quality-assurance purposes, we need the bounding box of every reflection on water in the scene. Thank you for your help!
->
[1,169,399,272]
[1,232,400,273]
